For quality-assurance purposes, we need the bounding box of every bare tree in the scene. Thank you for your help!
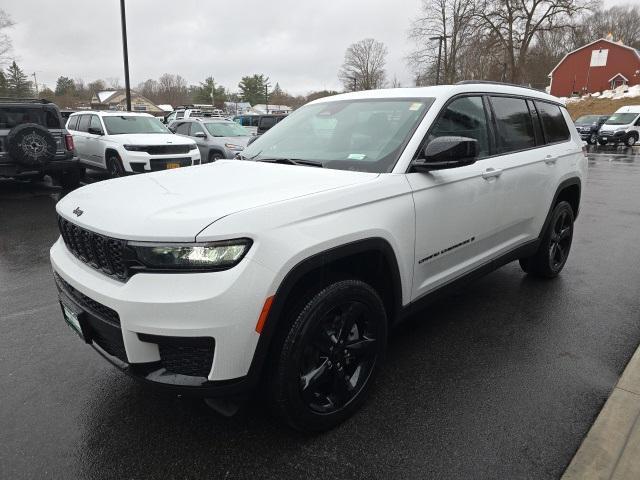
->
[572,5,640,49]
[408,0,477,85]
[0,9,14,65]
[105,77,122,89]
[338,38,388,91]
[475,0,591,83]
[157,73,189,105]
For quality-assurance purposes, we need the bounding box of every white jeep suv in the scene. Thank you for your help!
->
[66,111,200,176]
[51,83,586,431]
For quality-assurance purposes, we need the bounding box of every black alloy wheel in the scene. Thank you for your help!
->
[548,207,573,272]
[299,300,379,414]
[519,200,574,278]
[107,155,125,178]
[270,279,387,432]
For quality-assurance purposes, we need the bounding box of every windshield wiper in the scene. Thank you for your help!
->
[256,158,324,168]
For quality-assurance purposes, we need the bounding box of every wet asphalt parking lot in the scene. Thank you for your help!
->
[2,147,640,480]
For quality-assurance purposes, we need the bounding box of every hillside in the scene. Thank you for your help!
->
[566,97,640,120]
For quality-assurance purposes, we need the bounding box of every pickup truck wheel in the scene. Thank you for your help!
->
[519,201,574,278]
[625,134,637,147]
[107,154,125,178]
[269,279,387,432]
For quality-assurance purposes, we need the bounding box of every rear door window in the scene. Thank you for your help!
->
[89,115,103,133]
[490,96,536,153]
[175,122,190,135]
[77,115,90,132]
[535,101,570,143]
[429,96,490,158]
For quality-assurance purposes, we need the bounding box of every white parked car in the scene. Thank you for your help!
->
[66,111,200,176]
[51,82,586,432]
[597,105,640,146]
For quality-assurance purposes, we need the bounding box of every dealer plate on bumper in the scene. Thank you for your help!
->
[166,162,180,169]
[60,299,84,340]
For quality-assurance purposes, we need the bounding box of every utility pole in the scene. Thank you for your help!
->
[32,72,38,96]
[264,84,269,114]
[429,35,450,85]
[210,77,215,108]
[120,0,132,111]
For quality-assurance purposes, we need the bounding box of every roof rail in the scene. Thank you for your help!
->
[0,97,52,104]
[456,80,545,93]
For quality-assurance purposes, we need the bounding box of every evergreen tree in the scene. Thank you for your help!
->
[0,69,7,96]
[238,74,269,106]
[55,76,76,96]
[6,61,32,97]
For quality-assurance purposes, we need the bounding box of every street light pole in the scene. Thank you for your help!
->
[264,84,269,114]
[120,0,132,111]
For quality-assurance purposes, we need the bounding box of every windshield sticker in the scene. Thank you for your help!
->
[409,103,422,111]
[347,153,367,160]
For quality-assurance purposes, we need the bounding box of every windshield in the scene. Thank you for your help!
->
[575,115,599,124]
[241,98,433,173]
[604,113,638,126]
[204,122,250,137]
[102,115,170,135]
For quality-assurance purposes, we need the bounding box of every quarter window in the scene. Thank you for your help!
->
[429,96,489,158]
[535,101,570,143]
[490,96,535,153]
[67,116,79,131]
[89,115,102,132]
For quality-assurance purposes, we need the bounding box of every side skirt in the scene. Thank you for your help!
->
[397,239,539,322]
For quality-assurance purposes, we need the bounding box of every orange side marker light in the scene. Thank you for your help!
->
[255,296,274,334]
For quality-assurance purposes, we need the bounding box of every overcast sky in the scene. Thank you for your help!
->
[5,0,631,96]
[7,0,422,95]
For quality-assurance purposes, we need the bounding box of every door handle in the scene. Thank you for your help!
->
[481,167,502,179]
[544,155,557,165]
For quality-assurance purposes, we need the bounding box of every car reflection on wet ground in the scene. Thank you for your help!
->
[1,148,640,479]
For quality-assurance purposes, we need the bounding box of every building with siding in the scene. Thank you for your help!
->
[548,37,640,97]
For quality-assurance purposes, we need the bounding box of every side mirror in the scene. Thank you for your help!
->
[88,127,103,136]
[193,131,206,139]
[411,136,478,172]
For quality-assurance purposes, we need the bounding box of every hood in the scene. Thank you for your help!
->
[214,136,251,148]
[107,133,195,145]
[56,160,378,241]
[599,123,627,132]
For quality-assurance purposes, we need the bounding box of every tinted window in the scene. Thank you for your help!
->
[429,96,489,158]
[77,114,90,132]
[89,115,102,132]
[535,101,570,143]
[491,96,535,153]
[259,117,277,129]
[67,115,79,131]
[0,107,61,129]
[175,122,190,135]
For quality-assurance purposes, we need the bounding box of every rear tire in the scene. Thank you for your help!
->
[519,201,574,278]
[269,279,387,432]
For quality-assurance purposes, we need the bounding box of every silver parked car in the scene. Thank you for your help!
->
[169,118,251,162]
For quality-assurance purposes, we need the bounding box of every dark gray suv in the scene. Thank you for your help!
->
[169,118,252,162]
[0,98,81,189]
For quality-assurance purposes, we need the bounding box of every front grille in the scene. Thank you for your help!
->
[58,216,128,280]
[138,334,215,377]
[144,145,191,155]
[149,157,192,171]
[54,272,120,325]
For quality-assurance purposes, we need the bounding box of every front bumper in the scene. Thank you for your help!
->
[50,237,274,396]
[598,131,626,143]
[120,150,201,173]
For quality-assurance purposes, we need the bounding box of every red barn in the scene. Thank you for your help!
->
[548,37,640,97]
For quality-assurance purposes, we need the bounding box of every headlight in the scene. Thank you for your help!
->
[189,143,198,150]
[225,143,244,151]
[123,144,146,151]
[128,238,252,271]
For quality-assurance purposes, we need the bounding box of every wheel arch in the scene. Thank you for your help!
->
[540,177,581,237]
[245,237,403,382]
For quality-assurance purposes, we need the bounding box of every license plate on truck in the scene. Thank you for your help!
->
[166,162,180,169]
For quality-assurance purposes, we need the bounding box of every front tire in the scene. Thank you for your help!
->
[519,201,574,278]
[107,154,125,178]
[625,134,637,147]
[208,151,224,163]
[269,279,387,432]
